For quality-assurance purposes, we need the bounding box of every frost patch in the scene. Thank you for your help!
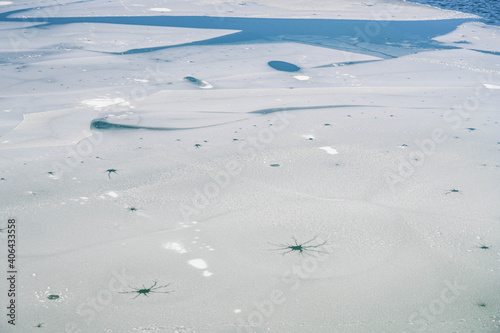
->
[188,258,207,270]
[319,146,338,155]
[294,75,310,81]
[163,242,188,254]
[188,258,213,277]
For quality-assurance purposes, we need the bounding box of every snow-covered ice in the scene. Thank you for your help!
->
[0,0,499,332]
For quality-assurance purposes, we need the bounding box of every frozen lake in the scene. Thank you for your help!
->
[0,0,499,332]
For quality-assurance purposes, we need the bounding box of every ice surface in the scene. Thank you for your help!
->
[0,0,499,332]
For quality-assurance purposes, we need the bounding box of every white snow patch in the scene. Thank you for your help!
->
[163,242,188,254]
[484,83,500,89]
[202,270,213,277]
[106,191,118,198]
[188,258,208,270]
[0,1,13,5]
[319,146,339,155]
[81,97,130,110]
[149,7,172,12]
[294,75,310,81]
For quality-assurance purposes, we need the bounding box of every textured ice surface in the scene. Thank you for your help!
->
[0,0,499,332]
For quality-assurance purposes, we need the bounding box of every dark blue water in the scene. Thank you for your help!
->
[406,0,500,25]
[267,61,301,72]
